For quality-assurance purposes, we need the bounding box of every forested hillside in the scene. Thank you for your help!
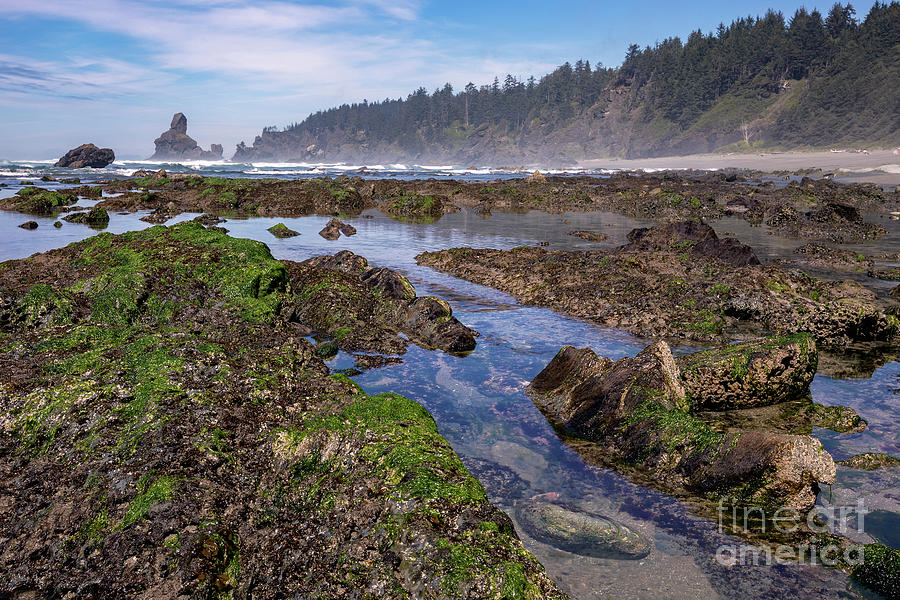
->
[234,2,900,164]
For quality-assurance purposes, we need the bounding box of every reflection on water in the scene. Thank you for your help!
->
[2,205,898,598]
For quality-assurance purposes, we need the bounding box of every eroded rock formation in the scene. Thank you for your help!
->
[150,113,223,161]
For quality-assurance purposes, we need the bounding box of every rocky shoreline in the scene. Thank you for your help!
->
[2,169,900,598]
[0,223,565,598]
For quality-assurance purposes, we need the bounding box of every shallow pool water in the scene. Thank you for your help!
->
[2,203,897,599]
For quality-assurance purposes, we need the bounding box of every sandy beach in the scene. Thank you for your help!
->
[579,149,900,187]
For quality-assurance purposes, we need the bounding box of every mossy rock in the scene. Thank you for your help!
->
[838,452,900,471]
[5,187,78,214]
[678,334,817,410]
[62,207,110,228]
[267,223,300,238]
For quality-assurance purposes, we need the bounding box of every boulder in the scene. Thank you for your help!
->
[150,113,223,161]
[514,500,651,559]
[318,218,347,240]
[54,144,115,168]
[528,340,836,511]
[677,334,818,410]
[62,207,110,227]
[18,221,38,230]
[267,223,300,238]
[395,296,477,353]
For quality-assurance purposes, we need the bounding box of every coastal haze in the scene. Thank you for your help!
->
[2,2,900,600]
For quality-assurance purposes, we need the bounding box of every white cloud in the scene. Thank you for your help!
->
[0,0,557,156]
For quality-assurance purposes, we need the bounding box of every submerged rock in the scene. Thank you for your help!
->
[318,218,347,240]
[515,499,651,560]
[18,220,38,230]
[567,230,608,242]
[678,334,818,410]
[54,143,115,168]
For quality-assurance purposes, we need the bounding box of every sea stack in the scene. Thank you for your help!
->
[150,112,223,161]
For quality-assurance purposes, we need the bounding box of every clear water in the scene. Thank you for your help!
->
[2,186,898,598]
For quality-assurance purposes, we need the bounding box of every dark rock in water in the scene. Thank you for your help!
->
[353,354,403,370]
[305,249,369,273]
[567,230,608,242]
[838,453,900,471]
[528,341,836,511]
[891,284,900,298]
[318,218,346,240]
[150,113,223,161]
[192,213,225,227]
[140,212,171,224]
[339,222,357,236]
[514,500,651,560]
[397,296,477,353]
[315,341,338,359]
[267,223,300,238]
[54,143,115,168]
[62,207,109,228]
[18,221,38,230]
[460,456,528,501]
[677,334,818,410]
[53,221,62,228]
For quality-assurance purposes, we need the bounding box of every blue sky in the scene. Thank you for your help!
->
[0,0,876,159]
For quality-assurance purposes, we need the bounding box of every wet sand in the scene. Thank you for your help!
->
[580,150,900,186]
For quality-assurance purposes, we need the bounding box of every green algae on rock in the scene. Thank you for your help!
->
[0,186,78,214]
[852,543,900,600]
[416,222,900,346]
[837,452,900,471]
[528,340,837,512]
[266,222,300,238]
[0,222,558,599]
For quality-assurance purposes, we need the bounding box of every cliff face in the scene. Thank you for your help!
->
[150,113,223,161]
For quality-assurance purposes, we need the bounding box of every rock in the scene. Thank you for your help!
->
[361,267,416,301]
[514,499,651,559]
[677,334,818,410]
[132,169,167,180]
[688,430,836,511]
[395,297,477,353]
[18,221,38,230]
[210,144,224,158]
[529,170,547,182]
[891,285,900,298]
[315,341,338,359]
[528,341,836,511]
[267,223,300,238]
[53,221,62,228]
[623,221,759,266]
[379,190,449,223]
[62,207,110,227]
[339,222,357,236]
[353,354,402,370]
[192,214,224,227]
[318,218,346,240]
[150,113,223,161]
[837,453,900,471]
[532,341,688,434]
[54,143,115,168]
[566,230,608,242]
[868,268,900,281]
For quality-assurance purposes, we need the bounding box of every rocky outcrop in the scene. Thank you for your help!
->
[417,222,898,346]
[62,207,110,228]
[0,223,562,598]
[677,334,818,410]
[150,113,223,161]
[318,217,355,240]
[528,340,838,511]
[837,453,900,470]
[0,187,78,214]
[54,143,115,168]
[288,250,477,356]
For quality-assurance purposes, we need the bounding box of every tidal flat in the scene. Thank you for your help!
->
[1,169,899,599]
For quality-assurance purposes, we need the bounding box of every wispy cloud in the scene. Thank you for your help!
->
[0,0,556,155]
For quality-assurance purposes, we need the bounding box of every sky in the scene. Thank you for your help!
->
[0,0,877,160]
